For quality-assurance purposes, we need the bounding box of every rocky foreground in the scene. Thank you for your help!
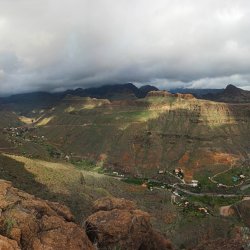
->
[0,179,172,250]
[0,179,249,250]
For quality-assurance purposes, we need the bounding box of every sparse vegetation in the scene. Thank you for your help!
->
[46,144,61,158]
[4,217,16,235]
[187,195,242,207]
[122,178,144,185]
[71,159,105,173]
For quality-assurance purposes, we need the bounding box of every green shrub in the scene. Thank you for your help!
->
[4,217,16,235]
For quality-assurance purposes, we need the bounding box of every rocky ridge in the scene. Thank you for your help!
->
[0,179,94,250]
[85,197,173,250]
[146,90,195,99]
[0,180,173,250]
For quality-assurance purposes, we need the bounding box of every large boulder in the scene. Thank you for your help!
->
[0,235,20,250]
[0,180,94,250]
[85,197,173,250]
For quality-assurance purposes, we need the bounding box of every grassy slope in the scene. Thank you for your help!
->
[0,153,174,223]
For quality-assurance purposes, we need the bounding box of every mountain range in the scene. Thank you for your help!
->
[1,83,249,110]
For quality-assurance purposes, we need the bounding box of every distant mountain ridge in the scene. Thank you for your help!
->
[0,83,158,114]
[203,84,250,103]
[64,83,158,99]
[1,83,157,102]
[1,83,249,116]
[169,88,223,97]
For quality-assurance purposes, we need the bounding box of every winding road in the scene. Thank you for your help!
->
[208,159,250,190]
[170,183,249,198]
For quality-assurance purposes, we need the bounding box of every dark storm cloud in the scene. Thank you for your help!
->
[1,0,250,95]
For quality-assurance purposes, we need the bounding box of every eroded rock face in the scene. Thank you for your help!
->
[0,180,94,250]
[174,93,195,99]
[85,197,173,250]
[146,90,195,99]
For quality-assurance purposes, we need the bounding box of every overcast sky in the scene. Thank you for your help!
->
[1,0,250,95]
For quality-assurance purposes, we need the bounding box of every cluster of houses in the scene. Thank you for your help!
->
[112,171,125,178]
[183,200,209,215]
[3,126,30,136]
[141,179,169,191]
[183,201,209,215]
[171,194,209,215]
[157,167,185,180]
[189,180,199,187]
[3,126,45,144]
[157,167,200,189]
[173,168,184,179]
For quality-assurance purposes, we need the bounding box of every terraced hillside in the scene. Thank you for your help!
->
[25,92,250,180]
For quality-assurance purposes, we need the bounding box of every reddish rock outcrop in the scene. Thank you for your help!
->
[0,180,94,250]
[146,90,195,100]
[174,93,195,99]
[0,235,20,250]
[85,197,173,250]
[146,90,173,97]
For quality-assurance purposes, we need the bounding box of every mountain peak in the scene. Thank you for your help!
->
[224,84,241,95]
[203,84,250,103]
[225,84,239,90]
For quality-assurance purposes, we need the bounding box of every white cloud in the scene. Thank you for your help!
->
[188,74,250,89]
[0,0,250,95]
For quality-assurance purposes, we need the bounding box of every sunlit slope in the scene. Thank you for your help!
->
[35,95,250,178]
